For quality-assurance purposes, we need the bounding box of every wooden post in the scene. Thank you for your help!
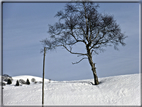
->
[42,47,46,107]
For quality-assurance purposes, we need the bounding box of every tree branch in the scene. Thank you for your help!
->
[72,57,88,64]
[90,31,105,50]
[70,30,78,41]
[83,3,89,42]
[70,30,87,45]
[92,30,99,42]
[62,45,88,56]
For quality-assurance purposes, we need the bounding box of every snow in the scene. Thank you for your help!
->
[2,73,141,106]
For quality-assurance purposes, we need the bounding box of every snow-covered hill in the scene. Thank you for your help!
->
[2,73,141,106]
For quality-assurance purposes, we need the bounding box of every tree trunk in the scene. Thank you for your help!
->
[87,47,99,85]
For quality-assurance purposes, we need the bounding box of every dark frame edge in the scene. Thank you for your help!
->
[1,0,3,107]
[1,0,142,107]
[0,0,141,3]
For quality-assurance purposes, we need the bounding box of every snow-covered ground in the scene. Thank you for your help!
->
[2,73,141,106]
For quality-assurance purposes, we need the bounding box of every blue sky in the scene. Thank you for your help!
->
[3,2,140,81]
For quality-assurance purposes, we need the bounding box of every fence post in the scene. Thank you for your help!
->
[42,47,46,107]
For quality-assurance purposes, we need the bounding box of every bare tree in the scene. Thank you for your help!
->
[41,2,127,85]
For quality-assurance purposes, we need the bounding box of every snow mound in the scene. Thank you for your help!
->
[2,73,141,106]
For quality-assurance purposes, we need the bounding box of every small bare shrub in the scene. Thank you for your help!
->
[19,79,26,84]
[3,74,13,82]
[31,78,36,82]
[39,81,42,84]
[49,79,51,83]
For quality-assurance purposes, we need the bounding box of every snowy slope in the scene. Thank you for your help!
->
[2,73,141,106]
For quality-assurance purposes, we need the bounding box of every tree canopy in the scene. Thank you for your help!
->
[42,2,126,54]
